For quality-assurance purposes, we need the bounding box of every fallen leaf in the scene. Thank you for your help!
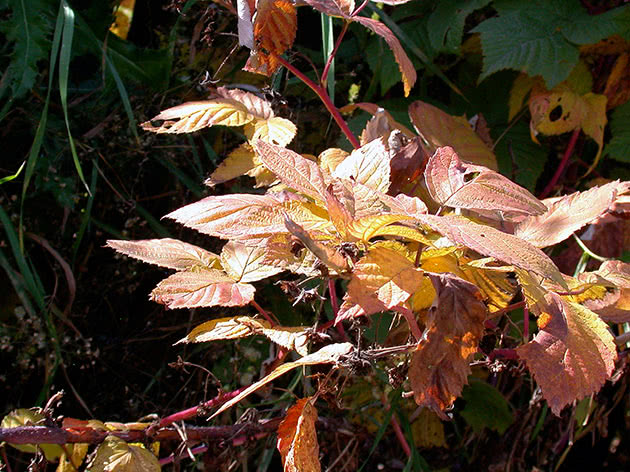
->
[409,273,487,417]
[107,239,222,271]
[517,293,617,416]
[277,398,321,472]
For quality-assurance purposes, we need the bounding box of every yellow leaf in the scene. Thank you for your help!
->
[409,101,497,170]
[284,216,348,273]
[318,148,349,176]
[347,214,415,242]
[1,409,65,461]
[57,444,89,472]
[244,116,297,146]
[221,241,284,282]
[210,343,354,418]
[508,74,541,121]
[277,398,321,472]
[88,435,160,472]
[109,0,135,40]
[333,137,391,193]
[205,143,260,187]
[411,409,446,449]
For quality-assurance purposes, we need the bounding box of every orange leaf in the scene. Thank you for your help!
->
[151,270,255,308]
[277,398,321,472]
[409,273,487,417]
[513,181,630,248]
[246,0,297,75]
[106,238,222,271]
[425,146,546,216]
[332,137,391,193]
[517,293,617,416]
[409,101,497,170]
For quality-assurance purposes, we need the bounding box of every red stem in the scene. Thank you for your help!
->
[351,0,371,17]
[390,415,412,458]
[395,306,423,341]
[320,21,350,87]
[523,305,529,342]
[276,56,360,149]
[539,128,580,198]
[489,348,518,361]
[159,386,248,427]
[328,278,349,341]
[251,300,279,325]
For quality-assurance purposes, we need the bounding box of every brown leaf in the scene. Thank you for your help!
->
[210,343,354,418]
[409,273,487,417]
[425,147,546,216]
[254,141,328,200]
[517,293,617,415]
[513,181,630,248]
[221,241,284,282]
[339,103,416,138]
[408,101,497,170]
[419,214,566,287]
[336,245,424,322]
[151,270,256,308]
[141,99,253,134]
[389,137,430,195]
[106,238,222,271]
[277,398,321,472]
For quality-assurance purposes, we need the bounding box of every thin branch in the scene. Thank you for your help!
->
[320,21,349,86]
[539,128,580,198]
[328,279,349,341]
[159,386,248,427]
[572,233,611,262]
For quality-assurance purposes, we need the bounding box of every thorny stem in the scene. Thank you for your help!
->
[320,22,349,87]
[159,386,248,427]
[539,128,580,198]
[276,56,361,149]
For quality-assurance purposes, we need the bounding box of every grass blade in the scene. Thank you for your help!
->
[321,13,335,101]
[0,161,25,185]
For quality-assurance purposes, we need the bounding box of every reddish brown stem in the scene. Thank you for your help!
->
[395,306,423,341]
[251,300,279,325]
[539,128,580,198]
[523,305,530,342]
[320,21,350,87]
[159,386,248,427]
[351,0,371,16]
[489,348,518,361]
[328,279,349,341]
[276,56,360,149]
[390,415,412,458]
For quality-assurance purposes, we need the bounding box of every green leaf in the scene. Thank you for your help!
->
[604,100,630,163]
[473,0,630,88]
[460,379,514,434]
[427,0,492,55]
[366,35,402,96]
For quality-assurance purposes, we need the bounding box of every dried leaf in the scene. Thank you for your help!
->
[425,146,546,216]
[107,239,221,271]
[254,141,328,200]
[332,137,391,193]
[141,99,253,134]
[517,293,617,416]
[210,342,354,418]
[151,270,255,308]
[514,181,630,248]
[221,241,284,282]
[409,101,497,170]
[409,273,487,417]
[418,214,565,287]
[88,435,160,472]
[277,398,321,472]
[336,245,424,322]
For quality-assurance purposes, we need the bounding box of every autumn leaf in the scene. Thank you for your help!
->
[244,116,297,146]
[409,101,497,170]
[339,103,415,138]
[216,87,274,120]
[409,273,487,417]
[513,180,630,248]
[347,213,415,242]
[336,245,424,322]
[254,141,328,201]
[176,316,310,355]
[579,260,630,323]
[88,435,160,472]
[210,342,354,418]
[424,146,546,216]
[151,270,256,308]
[277,398,321,472]
[206,143,261,187]
[318,148,349,176]
[284,215,348,272]
[517,293,617,416]
[332,137,391,193]
[107,238,222,271]
[221,241,284,282]
[262,234,322,277]
[418,214,566,287]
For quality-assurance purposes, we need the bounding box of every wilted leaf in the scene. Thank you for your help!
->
[514,181,630,248]
[425,146,546,216]
[221,241,284,282]
[409,101,497,170]
[88,435,160,472]
[210,342,354,418]
[106,239,221,271]
[409,274,487,417]
[177,316,309,355]
[418,214,565,287]
[332,137,391,193]
[460,380,514,434]
[1,409,65,461]
[277,398,321,472]
[246,0,297,75]
[336,245,424,322]
[151,270,255,308]
[517,293,617,416]
[254,141,328,200]
[141,99,253,134]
